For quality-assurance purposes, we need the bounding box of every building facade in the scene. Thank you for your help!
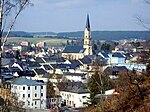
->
[11,78,46,109]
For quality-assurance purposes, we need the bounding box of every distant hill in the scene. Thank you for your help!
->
[57,31,150,40]
[30,32,57,36]
[3,31,33,37]
[4,31,150,40]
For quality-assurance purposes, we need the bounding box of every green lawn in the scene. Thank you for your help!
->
[7,37,67,46]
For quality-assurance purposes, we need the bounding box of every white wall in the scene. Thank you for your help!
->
[60,91,90,107]
[11,84,46,109]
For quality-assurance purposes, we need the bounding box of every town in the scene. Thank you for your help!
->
[0,13,150,112]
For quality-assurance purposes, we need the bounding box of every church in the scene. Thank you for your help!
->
[62,14,93,60]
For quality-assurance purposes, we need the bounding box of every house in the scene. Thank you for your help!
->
[11,77,46,109]
[108,53,126,64]
[59,82,90,107]
[1,58,16,67]
[98,51,109,60]
[47,95,62,108]
[27,62,41,70]
[79,55,93,71]
[42,56,65,65]
[17,70,36,78]
[40,64,53,73]
[64,72,87,82]
[104,66,128,79]
[50,64,79,74]
[35,57,46,65]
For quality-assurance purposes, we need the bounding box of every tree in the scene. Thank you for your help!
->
[136,0,150,30]
[1,93,25,112]
[46,80,55,98]
[0,0,31,50]
[66,40,70,45]
[93,44,98,51]
[71,40,74,45]
[101,43,110,51]
[95,70,150,112]
[15,50,20,60]
[87,59,114,104]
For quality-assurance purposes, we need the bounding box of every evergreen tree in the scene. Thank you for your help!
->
[87,59,114,104]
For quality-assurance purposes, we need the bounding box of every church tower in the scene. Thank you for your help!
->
[83,14,92,55]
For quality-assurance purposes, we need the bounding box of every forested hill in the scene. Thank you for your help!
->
[4,31,150,40]
[57,31,150,40]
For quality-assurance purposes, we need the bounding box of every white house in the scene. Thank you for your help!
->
[64,73,87,82]
[108,53,126,64]
[60,91,90,107]
[59,82,90,107]
[11,77,46,109]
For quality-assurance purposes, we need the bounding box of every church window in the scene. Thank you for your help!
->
[85,41,87,44]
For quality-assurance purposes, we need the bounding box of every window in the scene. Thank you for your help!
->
[28,86,30,90]
[82,96,86,98]
[23,94,25,98]
[35,86,37,90]
[28,101,30,105]
[41,86,43,89]
[23,87,25,90]
[28,94,30,98]
[41,93,43,97]
[35,94,37,97]
[35,101,37,105]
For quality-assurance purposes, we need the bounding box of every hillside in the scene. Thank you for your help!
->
[4,31,150,40]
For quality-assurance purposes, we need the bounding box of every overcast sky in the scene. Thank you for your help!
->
[13,0,150,32]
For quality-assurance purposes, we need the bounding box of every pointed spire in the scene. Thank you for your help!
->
[86,14,90,30]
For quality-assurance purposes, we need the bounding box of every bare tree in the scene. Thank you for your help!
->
[136,0,150,31]
[0,0,31,51]
[1,93,25,112]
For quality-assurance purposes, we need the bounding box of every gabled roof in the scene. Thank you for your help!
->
[27,62,41,68]
[1,58,16,66]
[50,64,77,69]
[65,72,86,77]
[79,56,92,64]
[62,45,85,53]
[101,52,109,58]
[112,53,125,58]
[43,56,65,63]
[104,66,128,75]
[43,65,53,70]
[12,77,44,86]
[113,66,128,71]
[35,57,45,63]
[69,60,82,66]
[17,71,36,77]
[10,67,22,72]
[33,68,47,75]
[60,81,89,94]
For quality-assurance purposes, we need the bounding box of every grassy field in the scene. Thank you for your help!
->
[7,37,67,46]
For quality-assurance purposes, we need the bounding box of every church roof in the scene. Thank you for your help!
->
[86,14,90,30]
[62,45,85,53]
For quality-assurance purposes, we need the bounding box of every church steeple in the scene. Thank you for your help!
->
[83,14,92,56]
[86,14,90,30]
